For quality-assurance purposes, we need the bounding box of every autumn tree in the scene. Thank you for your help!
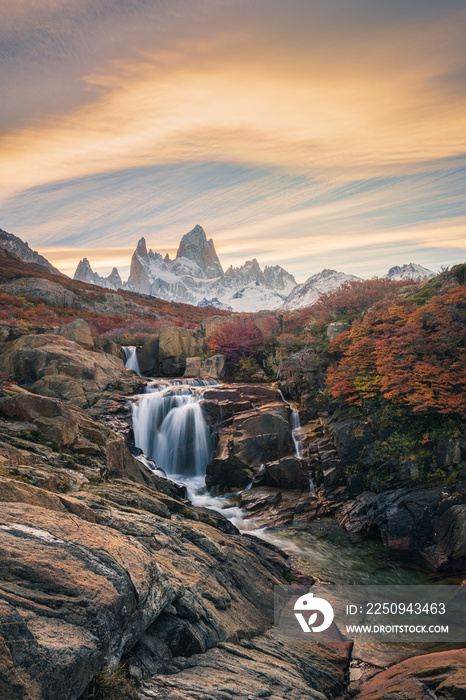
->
[326,287,466,416]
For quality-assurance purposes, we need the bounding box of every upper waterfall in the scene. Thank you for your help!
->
[123,346,142,376]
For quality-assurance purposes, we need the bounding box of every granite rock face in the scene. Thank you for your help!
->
[175,224,224,279]
[336,484,466,570]
[0,333,141,411]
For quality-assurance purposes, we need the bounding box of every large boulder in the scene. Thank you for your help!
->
[0,333,141,410]
[57,318,94,349]
[138,326,204,376]
[185,354,226,381]
[216,403,292,467]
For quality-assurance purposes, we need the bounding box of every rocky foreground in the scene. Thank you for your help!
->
[1,324,466,699]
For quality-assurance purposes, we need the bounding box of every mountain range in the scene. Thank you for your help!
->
[0,225,436,312]
[75,224,299,311]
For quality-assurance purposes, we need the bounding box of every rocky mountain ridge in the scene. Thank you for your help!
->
[0,229,63,276]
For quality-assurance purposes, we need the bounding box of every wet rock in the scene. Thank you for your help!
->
[216,403,292,467]
[238,487,320,529]
[336,485,466,568]
[436,504,466,567]
[265,456,309,491]
[327,418,374,468]
[206,455,253,490]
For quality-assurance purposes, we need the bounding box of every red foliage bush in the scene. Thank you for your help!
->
[207,317,264,361]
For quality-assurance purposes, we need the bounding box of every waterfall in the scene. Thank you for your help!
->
[123,346,142,376]
[132,380,216,477]
[290,410,304,459]
[279,390,304,459]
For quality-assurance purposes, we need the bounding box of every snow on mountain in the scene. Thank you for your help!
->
[74,258,122,290]
[384,263,435,282]
[0,229,62,276]
[283,268,362,310]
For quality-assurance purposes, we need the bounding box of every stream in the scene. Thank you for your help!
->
[127,369,440,587]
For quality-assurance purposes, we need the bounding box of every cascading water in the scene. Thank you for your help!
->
[290,410,304,459]
[132,379,217,477]
[278,390,304,459]
[123,346,142,376]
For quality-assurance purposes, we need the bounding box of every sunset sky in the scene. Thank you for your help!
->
[1,0,465,282]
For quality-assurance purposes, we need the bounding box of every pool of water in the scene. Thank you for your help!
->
[170,477,458,586]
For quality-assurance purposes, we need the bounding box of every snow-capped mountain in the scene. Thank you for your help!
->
[74,258,122,290]
[0,229,63,276]
[282,268,362,310]
[384,263,435,282]
[75,225,297,312]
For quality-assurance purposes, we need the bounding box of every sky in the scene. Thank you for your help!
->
[0,0,465,282]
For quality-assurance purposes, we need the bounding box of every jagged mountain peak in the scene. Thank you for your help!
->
[74,258,122,290]
[136,237,148,257]
[175,225,223,279]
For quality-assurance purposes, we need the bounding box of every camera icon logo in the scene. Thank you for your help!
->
[294,591,334,633]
